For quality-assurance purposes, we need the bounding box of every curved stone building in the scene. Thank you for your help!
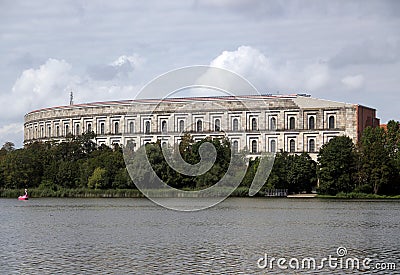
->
[24,94,379,157]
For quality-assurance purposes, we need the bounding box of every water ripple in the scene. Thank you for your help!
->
[0,198,398,274]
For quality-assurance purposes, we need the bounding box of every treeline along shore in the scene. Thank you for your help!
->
[1,121,400,198]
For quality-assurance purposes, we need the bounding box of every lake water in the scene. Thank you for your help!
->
[0,198,399,274]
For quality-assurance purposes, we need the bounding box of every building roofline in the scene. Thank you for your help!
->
[25,93,377,116]
[355,104,377,112]
[25,93,305,116]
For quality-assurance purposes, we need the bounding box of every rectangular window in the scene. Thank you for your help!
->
[289,139,295,152]
[270,117,277,130]
[129,121,135,134]
[289,117,296,130]
[270,140,276,153]
[232,118,239,131]
[100,123,105,135]
[308,116,315,130]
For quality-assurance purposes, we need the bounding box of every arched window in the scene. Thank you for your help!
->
[232,118,239,131]
[100,123,105,135]
[114,122,119,134]
[87,123,92,133]
[289,139,295,153]
[65,125,69,135]
[251,117,257,131]
[129,122,134,134]
[41,127,44,137]
[161,120,167,134]
[56,126,60,136]
[233,140,239,153]
[145,121,150,134]
[270,117,277,130]
[270,140,276,153]
[251,140,258,153]
[309,116,315,130]
[328,116,335,129]
[289,117,296,130]
[76,124,80,135]
[196,120,203,132]
[214,119,220,131]
[48,126,51,137]
[179,120,185,132]
[309,139,315,153]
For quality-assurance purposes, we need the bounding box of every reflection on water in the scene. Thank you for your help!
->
[0,198,399,274]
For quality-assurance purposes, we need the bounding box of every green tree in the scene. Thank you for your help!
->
[56,161,79,188]
[113,168,134,189]
[386,120,400,192]
[1,141,15,155]
[88,167,107,189]
[126,142,169,189]
[263,151,317,193]
[76,132,97,156]
[287,153,317,193]
[317,136,357,195]
[241,157,260,187]
[358,126,395,194]
[265,151,290,190]
[194,138,231,189]
[1,148,43,189]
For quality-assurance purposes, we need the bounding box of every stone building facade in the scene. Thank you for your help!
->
[24,94,379,158]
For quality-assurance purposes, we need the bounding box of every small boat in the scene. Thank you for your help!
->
[18,194,29,200]
[18,189,29,200]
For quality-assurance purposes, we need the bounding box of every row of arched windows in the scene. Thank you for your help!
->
[266,115,335,131]
[244,139,317,154]
[27,124,318,155]
[28,121,131,139]
[232,115,335,131]
[32,123,98,137]
[143,115,335,133]
[287,139,316,153]
[27,115,336,139]
[307,115,335,130]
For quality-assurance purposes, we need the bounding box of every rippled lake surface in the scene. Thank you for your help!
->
[0,198,399,274]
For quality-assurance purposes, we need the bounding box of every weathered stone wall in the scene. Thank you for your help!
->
[24,95,372,158]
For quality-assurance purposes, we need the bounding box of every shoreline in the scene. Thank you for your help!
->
[1,188,400,199]
[287,194,317,198]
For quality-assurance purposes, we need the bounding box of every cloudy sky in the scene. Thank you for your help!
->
[1,0,399,147]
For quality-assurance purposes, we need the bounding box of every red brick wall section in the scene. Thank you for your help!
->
[356,105,380,140]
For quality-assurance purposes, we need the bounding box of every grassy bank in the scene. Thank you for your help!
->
[317,192,400,199]
[0,188,144,198]
[3,188,400,199]
[0,186,264,198]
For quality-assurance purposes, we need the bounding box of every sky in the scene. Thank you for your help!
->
[1,0,399,147]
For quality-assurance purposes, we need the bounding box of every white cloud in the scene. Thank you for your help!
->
[210,46,330,93]
[8,56,144,115]
[1,56,144,146]
[0,123,23,145]
[111,54,144,68]
[0,59,79,145]
[88,54,145,81]
[211,46,271,75]
[9,58,78,116]
[341,74,365,90]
